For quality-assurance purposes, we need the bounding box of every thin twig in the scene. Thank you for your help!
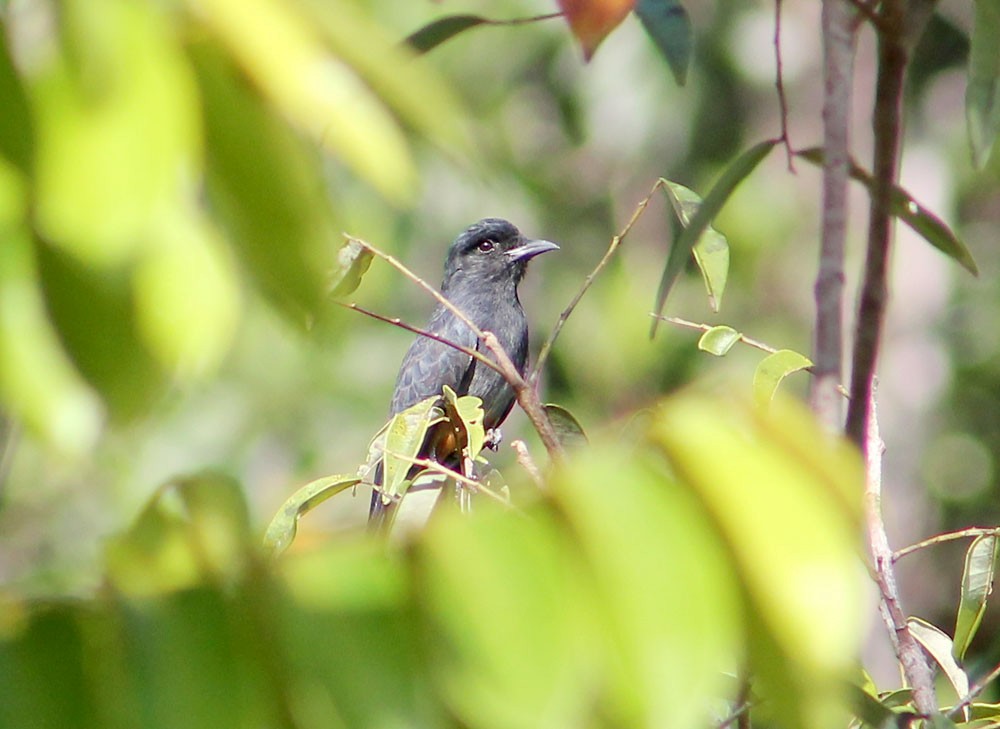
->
[341,301,503,376]
[530,178,668,385]
[718,701,754,729]
[773,0,794,171]
[511,439,545,490]
[352,237,565,461]
[487,11,562,26]
[892,527,1000,563]
[949,661,1000,719]
[380,448,512,507]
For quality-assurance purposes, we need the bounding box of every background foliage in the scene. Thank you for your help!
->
[1,0,1000,726]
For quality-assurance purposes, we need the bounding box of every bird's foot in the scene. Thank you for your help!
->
[484,428,503,451]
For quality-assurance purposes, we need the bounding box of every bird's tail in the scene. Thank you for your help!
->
[367,487,395,534]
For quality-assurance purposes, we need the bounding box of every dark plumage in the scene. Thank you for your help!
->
[369,218,558,530]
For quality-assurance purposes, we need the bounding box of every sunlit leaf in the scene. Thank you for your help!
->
[264,474,363,556]
[442,386,486,460]
[698,325,740,356]
[0,228,103,453]
[543,403,589,448]
[558,0,636,60]
[953,533,999,662]
[329,238,374,299]
[635,0,693,85]
[663,180,730,312]
[753,349,813,407]
[652,139,777,333]
[30,0,200,267]
[967,0,1000,167]
[381,395,443,505]
[797,148,978,276]
[907,617,970,707]
[405,14,489,54]
[188,0,415,202]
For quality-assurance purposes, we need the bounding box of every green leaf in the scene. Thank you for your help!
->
[405,14,489,54]
[543,403,589,448]
[634,0,693,85]
[0,31,34,172]
[753,349,813,407]
[329,237,374,299]
[380,395,444,505]
[967,0,1000,167]
[907,617,969,705]
[953,533,999,662]
[663,180,730,312]
[442,386,486,460]
[847,682,905,729]
[698,325,740,356]
[264,474,363,555]
[652,139,777,334]
[186,0,415,202]
[797,148,978,276]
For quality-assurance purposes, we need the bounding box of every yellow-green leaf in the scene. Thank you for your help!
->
[698,325,740,356]
[663,180,731,312]
[953,533,999,662]
[264,474,363,556]
[753,349,813,407]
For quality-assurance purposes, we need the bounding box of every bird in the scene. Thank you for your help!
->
[369,218,558,532]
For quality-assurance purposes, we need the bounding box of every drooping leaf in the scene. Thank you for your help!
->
[698,325,740,356]
[264,474,363,556]
[652,139,777,334]
[634,0,693,85]
[442,386,486,462]
[797,148,978,276]
[404,14,490,54]
[953,533,999,662]
[966,0,1000,167]
[753,349,813,407]
[907,617,970,707]
[663,180,730,312]
[186,0,416,202]
[558,0,636,60]
[380,395,444,505]
[329,238,374,299]
[543,403,589,448]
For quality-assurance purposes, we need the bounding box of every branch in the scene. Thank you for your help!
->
[379,448,513,507]
[812,0,857,433]
[530,178,667,385]
[353,238,566,462]
[948,660,1000,720]
[892,527,1000,563]
[773,0,794,170]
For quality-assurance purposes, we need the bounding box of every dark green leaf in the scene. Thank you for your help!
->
[847,682,904,729]
[966,0,1000,167]
[651,139,777,335]
[698,325,740,356]
[635,0,693,85]
[797,148,978,276]
[663,180,730,312]
[543,403,588,448]
[404,15,490,54]
[0,31,34,171]
[953,533,999,662]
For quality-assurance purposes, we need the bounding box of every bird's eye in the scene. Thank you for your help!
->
[477,239,495,253]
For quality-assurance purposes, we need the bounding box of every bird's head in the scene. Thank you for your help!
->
[442,218,559,291]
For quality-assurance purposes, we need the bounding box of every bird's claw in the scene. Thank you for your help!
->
[484,428,503,451]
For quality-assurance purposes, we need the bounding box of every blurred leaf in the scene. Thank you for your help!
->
[36,240,165,419]
[847,682,907,729]
[635,0,693,85]
[926,713,961,729]
[966,0,1000,167]
[405,14,489,54]
[552,447,741,726]
[380,395,443,505]
[698,325,740,356]
[0,31,33,171]
[953,533,999,662]
[193,43,339,321]
[187,0,415,202]
[651,394,864,729]
[264,474,362,556]
[419,507,596,729]
[798,148,978,276]
[907,617,969,704]
[133,212,240,377]
[663,180,730,312]
[0,229,103,452]
[558,0,636,60]
[29,0,200,267]
[543,403,589,448]
[329,237,374,299]
[652,139,777,334]
[753,349,813,407]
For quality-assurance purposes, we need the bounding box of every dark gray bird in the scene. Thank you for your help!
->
[369,218,558,530]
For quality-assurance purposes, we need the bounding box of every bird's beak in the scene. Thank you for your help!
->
[505,238,560,262]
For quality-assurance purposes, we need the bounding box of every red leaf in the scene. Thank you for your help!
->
[558,0,636,60]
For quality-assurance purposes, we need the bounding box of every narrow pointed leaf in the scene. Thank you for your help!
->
[663,180,730,312]
[635,0,693,85]
[698,325,740,356]
[953,533,999,662]
[405,15,489,54]
[652,139,777,335]
[966,0,1000,167]
[264,474,363,555]
[753,349,812,407]
[907,617,970,707]
[382,395,444,503]
[797,148,978,276]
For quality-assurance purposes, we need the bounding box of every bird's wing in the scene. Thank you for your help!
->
[389,306,478,415]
